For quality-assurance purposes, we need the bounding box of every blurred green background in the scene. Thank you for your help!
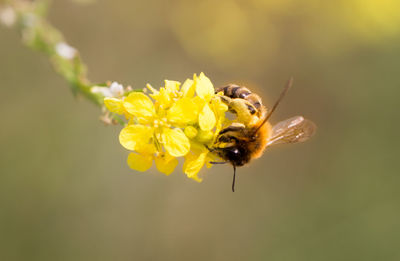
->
[1,0,400,260]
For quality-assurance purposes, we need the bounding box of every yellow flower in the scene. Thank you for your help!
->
[146,80,181,109]
[194,72,219,132]
[180,75,229,181]
[119,92,191,157]
[127,151,178,175]
[104,72,229,182]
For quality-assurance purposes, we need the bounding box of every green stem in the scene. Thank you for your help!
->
[4,0,104,106]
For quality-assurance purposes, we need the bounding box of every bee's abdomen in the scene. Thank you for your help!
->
[216,84,263,110]
[217,84,249,98]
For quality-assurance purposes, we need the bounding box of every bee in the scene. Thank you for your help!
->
[209,79,316,192]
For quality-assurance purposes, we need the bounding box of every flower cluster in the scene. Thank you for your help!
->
[104,73,228,182]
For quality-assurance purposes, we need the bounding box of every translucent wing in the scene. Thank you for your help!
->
[267,116,316,146]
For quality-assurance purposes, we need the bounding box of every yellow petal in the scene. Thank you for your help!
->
[119,125,154,151]
[155,153,178,175]
[199,103,216,131]
[211,97,229,140]
[183,150,208,182]
[164,80,181,93]
[191,96,206,111]
[214,119,224,141]
[181,78,195,98]
[104,97,124,114]
[123,92,155,118]
[151,88,172,108]
[124,111,133,121]
[136,142,157,155]
[162,128,190,157]
[127,153,153,172]
[195,72,214,100]
[196,130,214,143]
[167,97,199,125]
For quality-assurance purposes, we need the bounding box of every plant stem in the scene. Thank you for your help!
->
[2,0,104,106]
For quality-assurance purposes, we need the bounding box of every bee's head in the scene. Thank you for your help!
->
[221,146,249,167]
[214,145,250,192]
[208,139,251,192]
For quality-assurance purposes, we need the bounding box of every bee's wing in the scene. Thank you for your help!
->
[267,116,316,146]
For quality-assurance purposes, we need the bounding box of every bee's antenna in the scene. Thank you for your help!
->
[232,165,236,192]
[254,77,293,134]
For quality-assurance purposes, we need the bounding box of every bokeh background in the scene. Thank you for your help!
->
[1,0,400,260]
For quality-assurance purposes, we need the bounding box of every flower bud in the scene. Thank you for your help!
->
[184,126,198,139]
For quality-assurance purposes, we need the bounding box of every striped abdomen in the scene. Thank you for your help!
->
[216,84,264,116]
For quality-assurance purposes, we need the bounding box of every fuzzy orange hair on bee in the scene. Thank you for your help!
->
[209,79,316,192]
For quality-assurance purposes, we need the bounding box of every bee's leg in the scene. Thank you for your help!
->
[218,95,232,104]
[217,95,253,123]
[209,161,228,164]
[205,145,214,152]
[205,144,228,157]
[217,96,236,114]
[228,99,254,125]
